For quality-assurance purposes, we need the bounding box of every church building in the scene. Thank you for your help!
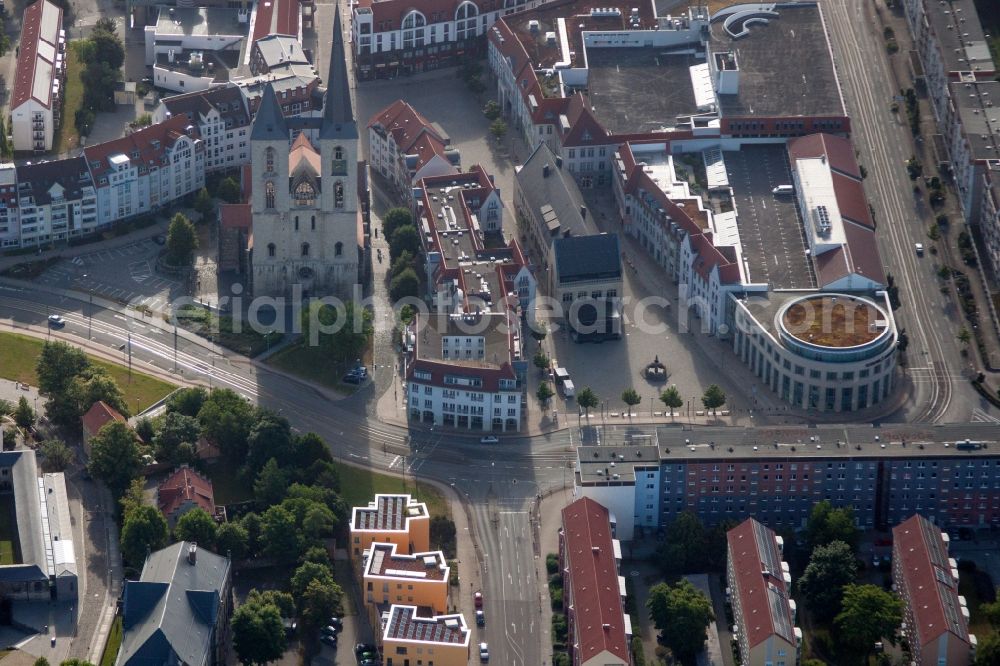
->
[247,8,361,298]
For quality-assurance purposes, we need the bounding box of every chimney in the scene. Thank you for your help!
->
[555,155,563,168]
[543,164,551,178]
[580,205,587,219]
[188,542,198,565]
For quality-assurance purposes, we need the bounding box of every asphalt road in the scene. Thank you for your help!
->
[822,0,974,424]
[0,283,575,666]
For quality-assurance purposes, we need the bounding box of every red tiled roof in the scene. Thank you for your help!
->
[12,0,62,110]
[561,497,629,664]
[157,466,215,518]
[84,115,201,187]
[829,172,874,229]
[369,100,447,158]
[252,0,300,43]
[81,400,126,437]
[813,220,886,287]
[893,515,972,650]
[220,203,252,229]
[787,133,860,180]
[727,518,797,649]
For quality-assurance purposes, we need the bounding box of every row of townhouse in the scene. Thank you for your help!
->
[349,494,471,666]
[349,0,549,80]
[901,0,1000,274]
[0,115,204,249]
[367,100,461,199]
[575,423,1000,542]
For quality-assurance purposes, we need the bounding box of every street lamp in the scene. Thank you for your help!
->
[82,273,92,339]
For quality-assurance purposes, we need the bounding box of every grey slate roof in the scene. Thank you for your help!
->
[553,233,622,284]
[515,143,595,245]
[249,83,288,142]
[320,7,357,140]
[0,450,45,582]
[16,156,93,206]
[117,542,230,666]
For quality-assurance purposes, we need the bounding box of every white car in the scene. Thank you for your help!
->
[480,436,499,445]
[915,242,925,256]
[47,314,65,327]
[479,642,489,662]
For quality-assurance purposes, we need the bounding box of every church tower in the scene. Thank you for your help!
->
[248,8,359,299]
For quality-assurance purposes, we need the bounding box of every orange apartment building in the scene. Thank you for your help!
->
[381,604,470,666]
[350,494,430,559]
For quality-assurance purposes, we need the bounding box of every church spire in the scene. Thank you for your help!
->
[321,7,357,140]
[250,83,288,141]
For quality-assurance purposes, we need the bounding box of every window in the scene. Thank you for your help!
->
[402,10,426,48]
[294,215,299,231]
[332,146,347,174]
[334,181,344,208]
[294,180,316,206]
[265,181,275,209]
[267,243,275,257]
[301,242,310,257]
[455,1,478,39]
[265,147,275,173]
[335,241,343,256]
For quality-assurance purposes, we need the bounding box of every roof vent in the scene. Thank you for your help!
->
[188,543,198,565]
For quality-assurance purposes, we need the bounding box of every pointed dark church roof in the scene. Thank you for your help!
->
[250,83,289,142]
[320,7,357,140]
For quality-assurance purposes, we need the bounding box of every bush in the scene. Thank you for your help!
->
[75,108,95,136]
[631,637,646,666]
[546,553,559,575]
[551,612,567,643]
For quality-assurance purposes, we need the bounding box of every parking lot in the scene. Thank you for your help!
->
[36,239,183,312]
[724,144,816,289]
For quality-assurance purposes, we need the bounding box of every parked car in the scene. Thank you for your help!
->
[355,643,377,656]
[342,373,362,385]
[476,610,485,626]
[479,642,489,662]
[47,314,65,327]
[322,625,339,636]
[328,617,344,631]
[320,633,337,648]
[480,436,499,445]
[915,242,925,256]
[474,591,483,609]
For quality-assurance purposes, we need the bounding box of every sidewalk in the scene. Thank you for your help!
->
[534,486,573,666]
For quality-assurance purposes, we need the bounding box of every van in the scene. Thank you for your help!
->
[772,185,794,195]
[562,380,576,398]
[915,243,925,256]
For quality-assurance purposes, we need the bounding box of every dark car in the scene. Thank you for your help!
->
[320,633,337,648]
[328,617,344,631]
[153,234,166,245]
[342,373,362,385]
[355,644,377,657]
[476,610,485,626]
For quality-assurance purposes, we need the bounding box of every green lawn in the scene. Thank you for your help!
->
[331,460,449,520]
[265,342,360,393]
[99,616,123,666]
[205,458,448,520]
[0,331,176,413]
[54,42,84,154]
[0,497,20,566]
[173,305,271,357]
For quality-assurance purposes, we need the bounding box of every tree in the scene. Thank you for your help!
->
[214,521,249,560]
[166,213,198,266]
[382,207,414,239]
[134,416,155,443]
[88,421,141,497]
[247,589,295,619]
[302,503,337,540]
[174,508,218,547]
[646,579,714,666]
[660,385,683,420]
[537,382,555,406]
[38,439,74,472]
[0,400,12,418]
[216,176,242,204]
[533,350,550,372]
[120,505,168,567]
[291,432,333,470]
[390,250,415,278]
[13,396,35,430]
[71,368,129,420]
[304,545,333,568]
[429,515,457,558]
[805,500,859,551]
[621,388,641,417]
[654,512,707,576]
[232,595,286,665]
[168,387,208,417]
[241,512,262,556]
[490,118,508,141]
[389,268,420,301]
[153,412,200,463]
[577,387,599,419]
[246,415,293,476]
[797,540,858,621]
[34,658,50,666]
[975,633,1000,666]
[75,107,95,136]
[530,321,548,342]
[389,225,421,261]
[958,326,972,346]
[260,505,301,564]
[300,578,343,631]
[197,389,256,463]
[254,458,290,506]
[36,341,89,399]
[291,560,335,599]
[91,18,126,68]
[60,661,95,666]
[119,478,146,518]
[834,584,902,659]
[193,188,214,219]
[701,384,726,415]
[483,100,501,120]
[301,300,373,364]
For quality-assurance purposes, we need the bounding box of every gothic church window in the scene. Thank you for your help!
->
[265,181,275,209]
[295,181,316,207]
[334,181,344,209]
[335,242,343,256]
[301,243,310,257]
[265,148,275,173]
[267,243,275,257]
